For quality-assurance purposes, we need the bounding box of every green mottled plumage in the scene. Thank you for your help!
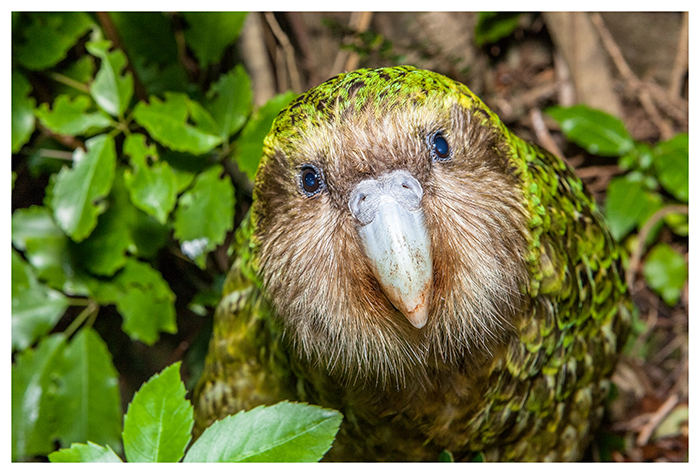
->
[193,66,631,461]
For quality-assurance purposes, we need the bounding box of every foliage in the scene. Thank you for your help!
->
[474,12,524,46]
[547,105,688,307]
[11,11,314,461]
[48,363,342,462]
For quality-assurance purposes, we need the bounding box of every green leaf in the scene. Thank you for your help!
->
[643,243,687,306]
[547,105,635,157]
[13,12,94,70]
[12,206,89,295]
[182,12,247,68]
[123,134,178,224]
[50,441,123,462]
[133,93,222,154]
[54,328,122,450]
[173,165,235,268]
[75,174,137,276]
[12,71,36,153]
[36,94,112,136]
[235,91,297,180]
[604,175,662,241]
[88,258,177,344]
[86,40,134,117]
[12,250,69,351]
[108,12,188,95]
[123,362,193,462]
[183,401,343,462]
[12,334,66,460]
[652,133,688,202]
[474,12,523,46]
[51,134,117,242]
[206,65,253,140]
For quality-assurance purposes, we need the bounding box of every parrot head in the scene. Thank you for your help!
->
[251,66,531,386]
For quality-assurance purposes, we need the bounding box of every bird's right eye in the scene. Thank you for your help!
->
[299,164,324,196]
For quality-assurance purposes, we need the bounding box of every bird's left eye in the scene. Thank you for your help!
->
[299,164,324,196]
[430,132,451,161]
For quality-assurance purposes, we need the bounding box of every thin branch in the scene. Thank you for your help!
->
[239,12,276,105]
[264,12,302,93]
[330,12,374,76]
[636,393,679,446]
[49,72,90,94]
[529,108,564,159]
[63,301,99,340]
[626,204,688,289]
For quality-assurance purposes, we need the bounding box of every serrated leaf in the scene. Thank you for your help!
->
[36,94,112,136]
[182,12,247,68]
[123,134,178,224]
[12,251,69,351]
[235,91,297,180]
[206,65,253,140]
[173,165,234,268]
[86,40,134,117]
[12,71,36,153]
[643,243,687,306]
[123,362,193,462]
[133,93,222,154]
[54,327,122,451]
[50,441,123,462]
[604,175,662,241]
[547,105,634,157]
[13,12,94,70]
[12,206,90,295]
[652,133,688,202]
[51,134,117,242]
[88,258,176,344]
[183,401,342,462]
[75,174,136,276]
[12,334,66,460]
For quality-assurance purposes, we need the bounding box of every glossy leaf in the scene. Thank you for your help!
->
[86,40,134,117]
[652,133,688,202]
[13,12,94,70]
[182,12,247,68]
[643,243,687,306]
[183,402,342,462]
[54,328,122,450]
[76,175,136,276]
[474,12,523,46]
[123,134,178,224]
[547,105,634,157]
[12,206,89,295]
[235,91,297,180]
[173,165,235,268]
[36,94,112,136]
[133,93,222,154]
[604,174,662,241]
[123,362,193,462]
[88,258,177,344]
[206,65,253,140]
[12,250,68,351]
[50,442,123,462]
[12,334,66,460]
[51,134,117,242]
[12,71,36,153]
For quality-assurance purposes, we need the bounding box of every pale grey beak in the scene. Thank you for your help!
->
[348,170,432,329]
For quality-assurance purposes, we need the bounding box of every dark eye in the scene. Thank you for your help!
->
[300,164,324,196]
[431,132,451,161]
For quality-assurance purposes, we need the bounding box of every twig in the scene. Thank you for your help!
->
[284,12,319,88]
[626,204,688,289]
[49,72,90,94]
[264,12,302,93]
[630,298,658,359]
[669,12,688,100]
[574,165,621,179]
[239,12,276,105]
[330,12,374,76]
[636,393,679,446]
[529,108,564,159]
[589,13,675,139]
